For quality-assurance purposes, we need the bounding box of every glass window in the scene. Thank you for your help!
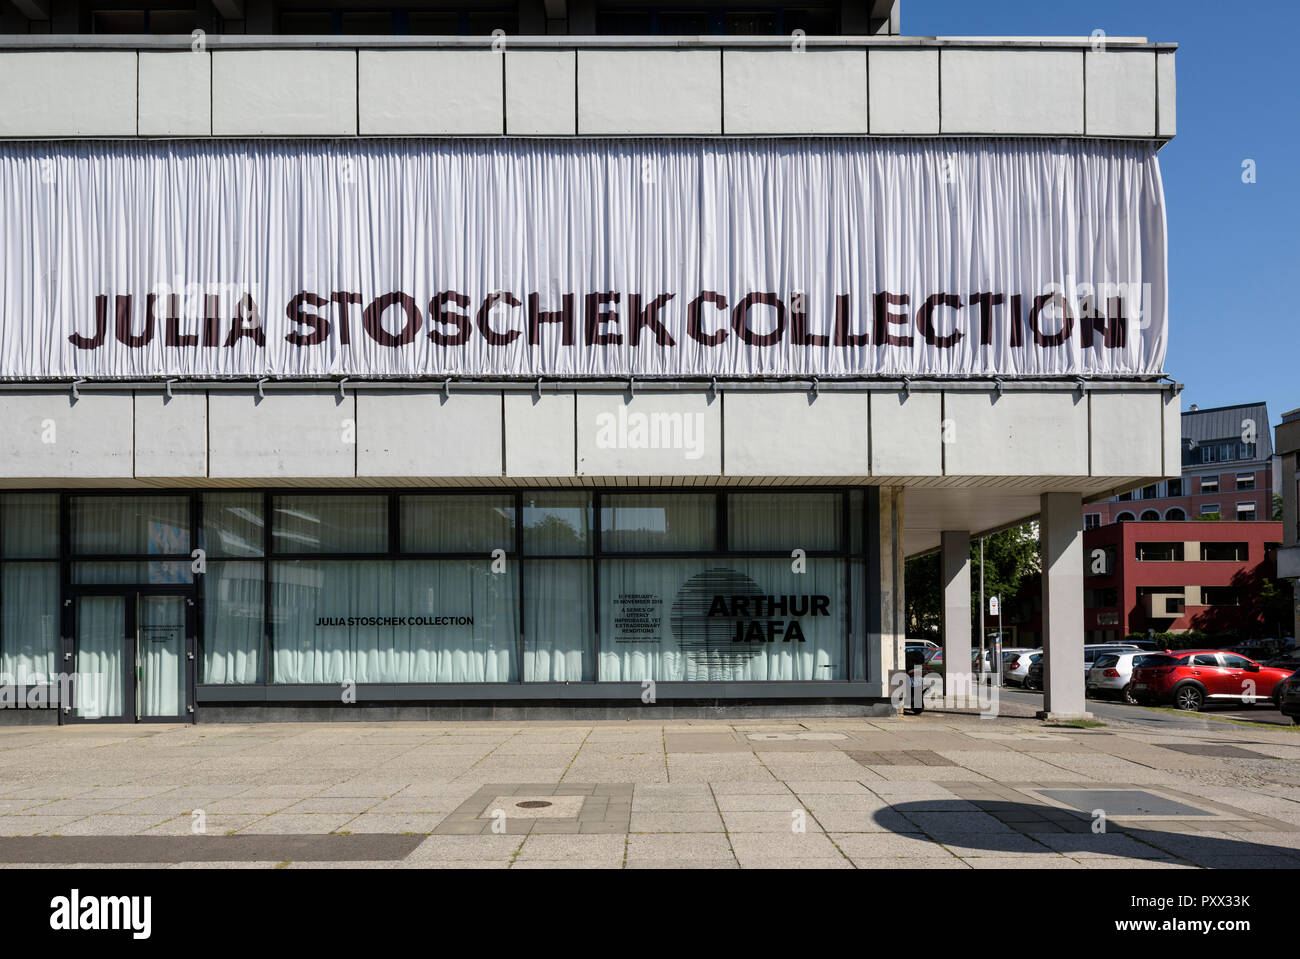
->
[2,493,59,558]
[272,495,387,553]
[524,492,592,556]
[408,11,460,33]
[71,495,190,555]
[524,559,594,681]
[203,561,263,684]
[1191,653,1220,667]
[1220,654,1253,669]
[1200,476,1219,493]
[1200,542,1247,562]
[201,492,265,558]
[1,563,59,680]
[848,490,864,554]
[402,494,515,553]
[72,561,194,585]
[1236,473,1256,490]
[728,492,841,551]
[1135,542,1183,562]
[271,559,517,683]
[597,556,844,681]
[600,494,716,552]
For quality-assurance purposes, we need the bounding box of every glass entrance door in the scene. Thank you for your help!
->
[72,592,190,722]
[137,595,187,719]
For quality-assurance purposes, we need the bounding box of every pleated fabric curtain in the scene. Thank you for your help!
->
[0,137,1167,379]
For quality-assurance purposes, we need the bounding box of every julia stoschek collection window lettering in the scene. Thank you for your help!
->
[314,616,474,628]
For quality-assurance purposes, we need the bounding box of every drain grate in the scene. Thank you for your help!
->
[516,800,553,809]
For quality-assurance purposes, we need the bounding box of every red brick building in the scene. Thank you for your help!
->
[1082,520,1285,643]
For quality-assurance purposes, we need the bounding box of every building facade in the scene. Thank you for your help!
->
[1275,409,1300,642]
[1082,519,1284,644]
[1085,402,1275,528]
[0,1,1178,723]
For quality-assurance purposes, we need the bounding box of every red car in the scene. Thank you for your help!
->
[1129,650,1294,712]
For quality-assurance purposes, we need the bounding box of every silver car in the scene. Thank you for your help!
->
[1001,649,1040,687]
[1086,651,1157,704]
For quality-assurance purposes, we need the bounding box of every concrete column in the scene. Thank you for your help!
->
[940,530,972,700]
[875,486,906,701]
[1040,491,1091,720]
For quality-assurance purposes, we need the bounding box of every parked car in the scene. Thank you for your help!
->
[1082,644,1142,685]
[905,639,939,654]
[1279,671,1300,725]
[1129,651,1295,711]
[920,647,984,677]
[1263,654,1300,671]
[1086,651,1160,704]
[1022,653,1045,690]
[1002,649,1041,687]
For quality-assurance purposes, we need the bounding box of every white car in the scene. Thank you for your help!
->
[1086,651,1160,703]
[1002,649,1041,687]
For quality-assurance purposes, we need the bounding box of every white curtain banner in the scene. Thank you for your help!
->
[0,137,1168,380]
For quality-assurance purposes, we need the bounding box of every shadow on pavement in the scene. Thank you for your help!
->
[875,800,1300,867]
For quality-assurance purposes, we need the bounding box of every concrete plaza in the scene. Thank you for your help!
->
[0,707,1298,869]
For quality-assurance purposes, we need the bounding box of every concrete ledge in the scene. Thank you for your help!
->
[197,700,893,722]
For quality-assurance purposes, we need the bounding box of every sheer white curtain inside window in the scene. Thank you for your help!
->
[1,563,58,681]
[273,560,517,684]
[75,595,124,719]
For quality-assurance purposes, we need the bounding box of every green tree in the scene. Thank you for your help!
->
[971,523,1040,628]
[903,523,1040,639]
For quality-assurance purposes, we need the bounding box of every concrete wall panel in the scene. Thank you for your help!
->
[870,391,942,476]
[134,392,207,478]
[0,52,136,136]
[577,50,721,135]
[943,391,1089,476]
[360,50,503,135]
[209,392,356,479]
[1157,50,1177,138]
[212,50,357,136]
[867,48,938,135]
[1089,390,1163,477]
[1085,49,1155,137]
[723,391,868,476]
[1162,389,1182,478]
[576,393,721,475]
[358,391,502,478]
[138,51,211,137]
[505,50,576,135]
[941,49,1083,135]
[0,392,134,479]
[504,392,575,477]
[723,50,867,134]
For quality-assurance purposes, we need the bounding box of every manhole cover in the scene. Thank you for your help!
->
[480,794,585,819]
[1038,789,1214,817]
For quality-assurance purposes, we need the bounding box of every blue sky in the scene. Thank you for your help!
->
[909,0,1300,427]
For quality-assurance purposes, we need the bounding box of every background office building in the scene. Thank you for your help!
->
[0,0,1178,723]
